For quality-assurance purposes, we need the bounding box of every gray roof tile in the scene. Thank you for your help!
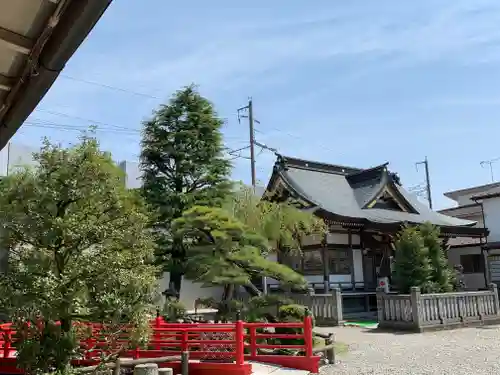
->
[277,157,475,228]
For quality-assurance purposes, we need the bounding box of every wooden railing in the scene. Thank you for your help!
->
[289,288,343,326]
[377,283,500,332]
[0,315,321,374]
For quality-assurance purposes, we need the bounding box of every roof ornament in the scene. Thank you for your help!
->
[389,172,402,186]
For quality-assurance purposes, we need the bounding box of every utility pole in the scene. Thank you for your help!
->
[237,98,267,294]
[237,98,256,190]
[416,157,433,209]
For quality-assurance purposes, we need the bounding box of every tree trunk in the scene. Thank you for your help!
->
[168,268,183,299]
[167,238,185,298]
[243,282,262,297]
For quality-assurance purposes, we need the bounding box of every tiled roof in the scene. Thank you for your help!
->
[273,155,476,228]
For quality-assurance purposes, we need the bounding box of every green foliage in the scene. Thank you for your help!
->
[419,222,455,292]
[393,226,432,294]
[162,299,187,321]
[274,304,311,352]
[0,135,158,372]
[173,205,307,290]
[393,223,457,294]
[140,85,232,292]
[226,184,327,253]
[14,317,77,375]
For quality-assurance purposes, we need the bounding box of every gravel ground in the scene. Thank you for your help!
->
[316,325,500,375]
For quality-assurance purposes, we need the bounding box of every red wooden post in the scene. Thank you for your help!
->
[181,330,188,352]
[133,345,140,359]
[154,310,161,350]
[249,326,257,357]
[235,318,245,365]
[3,330,12,358]
[85,337,92,360]
[303,309,313,358]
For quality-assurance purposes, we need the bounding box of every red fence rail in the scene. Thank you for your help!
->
[0,316,320,374]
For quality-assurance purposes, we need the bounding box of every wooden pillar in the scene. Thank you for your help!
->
[360,229,367,291]
[349,229,355,290]
[322,233,329,293]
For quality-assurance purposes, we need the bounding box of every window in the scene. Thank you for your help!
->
[279,252,302,273]
[460,254,484,274]
[302,250,323,274]
[328,250,351,275]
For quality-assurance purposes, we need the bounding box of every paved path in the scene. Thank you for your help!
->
[316,325,500,375]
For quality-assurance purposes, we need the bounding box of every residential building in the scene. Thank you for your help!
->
[438,183,500,290]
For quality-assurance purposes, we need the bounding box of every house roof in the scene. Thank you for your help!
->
[265,155,484,235]
[0,0,112,150]
[444,182,500,202]
[471,191,500,201]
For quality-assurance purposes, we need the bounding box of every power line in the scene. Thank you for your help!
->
[60,74,161,100]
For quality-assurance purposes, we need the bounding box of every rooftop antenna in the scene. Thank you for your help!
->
[480,157,500,183]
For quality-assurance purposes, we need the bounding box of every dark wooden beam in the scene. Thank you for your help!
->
[360,229,367,291]
[349,229,355,290]
[321,233,329,293]
[302,243,362,250]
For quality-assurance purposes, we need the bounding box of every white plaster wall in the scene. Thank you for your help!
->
[158,273,224,310]
[353,249,364,283]
[447,246,486,290]
[301,232,360,246]
[483,197,500,242]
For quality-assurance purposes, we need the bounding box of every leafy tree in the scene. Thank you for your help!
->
[140,85,232,295]
[0,135,158,373]
[392,226,432,293]
[173,206,307,299]
[419,222,455,292]
[225,184,327,253]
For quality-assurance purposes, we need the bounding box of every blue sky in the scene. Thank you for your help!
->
[14,0,500,209]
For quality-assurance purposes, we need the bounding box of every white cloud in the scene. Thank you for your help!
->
[60,0,500,99]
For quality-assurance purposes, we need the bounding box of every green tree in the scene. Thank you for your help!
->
[173,205,307,297]
[140,85,232,295]
[419,222,455,292]
[393,226,432,293]
[0,135,158,373]
[225,184,327,253]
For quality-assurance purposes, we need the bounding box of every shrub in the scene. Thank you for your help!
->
[162,299,186,322]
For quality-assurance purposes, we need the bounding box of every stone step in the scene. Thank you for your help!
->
[249,361,310,375]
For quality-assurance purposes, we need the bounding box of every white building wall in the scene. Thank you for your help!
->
[447,246,486,290]
[158,273,224,310]
[483,197,500,243]
[353,249,364,283]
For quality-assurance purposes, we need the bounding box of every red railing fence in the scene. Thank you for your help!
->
[0,313,320,373]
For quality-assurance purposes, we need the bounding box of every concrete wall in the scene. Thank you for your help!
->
[0,142,38,176]
[119,160,141,189]
[447,246,486,290]
[483,197,500,243]
[158,273,224,310]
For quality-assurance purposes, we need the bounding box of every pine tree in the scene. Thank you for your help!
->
[225,184,327,253]
[393,226,432,293]
[173,205,307,292]
[140,85,232,295]
[419,222,455,292]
